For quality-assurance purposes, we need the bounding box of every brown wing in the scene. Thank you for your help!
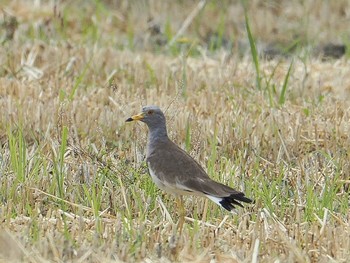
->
[146,139,211,187]
[180,177,242,197]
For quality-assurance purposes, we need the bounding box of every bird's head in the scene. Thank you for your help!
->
[126,105,166,129]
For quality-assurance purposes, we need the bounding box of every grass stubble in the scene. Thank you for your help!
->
[0,0,350,262]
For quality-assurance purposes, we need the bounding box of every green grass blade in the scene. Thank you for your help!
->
[8,127,26,183]
[244,12,261,90]
[279,60,294,105]
[185,117,191,152]
[56,126,68,199]
[68,55,94,102]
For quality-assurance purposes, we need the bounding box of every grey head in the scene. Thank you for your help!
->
[126,105,168,139]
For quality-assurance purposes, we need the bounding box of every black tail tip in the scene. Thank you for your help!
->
[219,193,253,212]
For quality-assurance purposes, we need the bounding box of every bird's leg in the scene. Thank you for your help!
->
[176,195,185,234]
[168,196,184,260]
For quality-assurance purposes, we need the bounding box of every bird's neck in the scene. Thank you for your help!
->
[148,126,168,145]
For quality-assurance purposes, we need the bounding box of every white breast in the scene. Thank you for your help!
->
[148,164,167,191]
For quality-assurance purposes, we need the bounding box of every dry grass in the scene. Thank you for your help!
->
[0,0,350,262]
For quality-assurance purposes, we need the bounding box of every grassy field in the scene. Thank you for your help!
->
[0,0,350,262]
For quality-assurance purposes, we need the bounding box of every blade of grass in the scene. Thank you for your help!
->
[264,61,282,107]
[68,55,94,102]
[181,57,187,98]
[8,127,26,183]
[166,0,206,48]
[54,126,68,200]
[185,116,191,152]
[244,12,261,90]
[279,60,293,105]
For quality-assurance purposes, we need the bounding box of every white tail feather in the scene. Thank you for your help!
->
[205,195,222,206]
[205,195,238,214]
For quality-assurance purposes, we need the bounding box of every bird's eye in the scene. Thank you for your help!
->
[147,110,154,115]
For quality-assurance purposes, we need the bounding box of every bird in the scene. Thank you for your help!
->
[126,105,252,228]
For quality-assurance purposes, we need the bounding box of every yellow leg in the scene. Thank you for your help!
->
[168,196,184,260]
[176,196,185,234]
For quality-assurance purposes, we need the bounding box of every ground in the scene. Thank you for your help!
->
[0,0,349,262]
